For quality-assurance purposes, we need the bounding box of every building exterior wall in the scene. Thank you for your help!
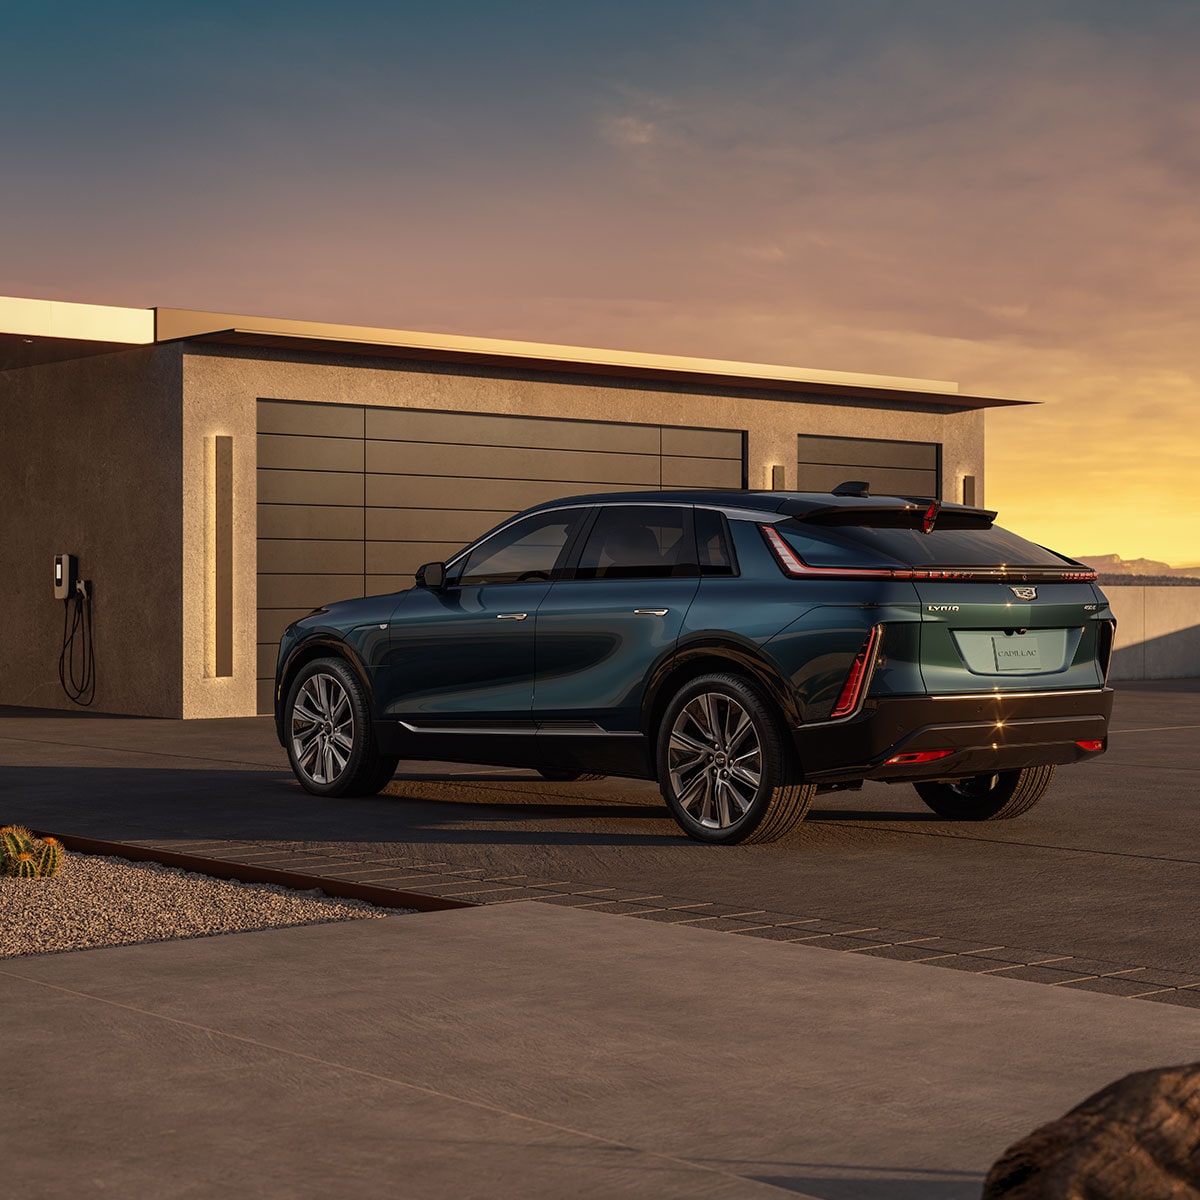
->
[0,346,183,716]
[1103,586,1200,680]
[181,346,986,719]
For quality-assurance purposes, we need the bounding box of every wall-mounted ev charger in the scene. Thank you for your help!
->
[55,553,95,705]
[53,553,77,600]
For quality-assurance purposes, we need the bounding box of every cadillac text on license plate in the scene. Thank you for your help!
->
[993,634,1043,672]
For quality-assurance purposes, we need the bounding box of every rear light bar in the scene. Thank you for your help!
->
[885,749,956,765]
[759,525,1097,583]
[830,625,881,719]
[1075,739,1105,752]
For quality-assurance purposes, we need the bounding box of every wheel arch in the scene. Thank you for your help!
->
[641,637,802,756]
[274,636,375,745]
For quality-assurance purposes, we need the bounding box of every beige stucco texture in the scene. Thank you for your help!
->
[0,346,183,716]
[181,348,985,719]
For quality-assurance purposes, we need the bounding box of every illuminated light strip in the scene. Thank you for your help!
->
[885,749,956,765]
[758,526,1097,583]
[830,625,882,719]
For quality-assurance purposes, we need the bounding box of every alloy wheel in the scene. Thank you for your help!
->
[667,692,763,829]
[290,672,355,785]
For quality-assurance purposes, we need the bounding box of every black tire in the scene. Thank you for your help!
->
[284,657,399,798]
[657,672,815,845]
[535,769,608,782]
[343,753,401,797]
[914,765,1055,821]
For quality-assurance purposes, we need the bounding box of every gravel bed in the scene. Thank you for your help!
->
[0,853,397,959]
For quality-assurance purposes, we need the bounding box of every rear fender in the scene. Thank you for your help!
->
[641,636,802,739]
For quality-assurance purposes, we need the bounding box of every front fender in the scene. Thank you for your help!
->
[273,632,377,746]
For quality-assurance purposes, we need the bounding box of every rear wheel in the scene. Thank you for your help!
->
[658,673,815,844]
[285,658,399,798]
[914,765,1055,820]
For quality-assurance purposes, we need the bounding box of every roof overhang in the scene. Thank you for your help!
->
[0,295,1034,410]
[0,296,154,372]
[185,327,1025,409]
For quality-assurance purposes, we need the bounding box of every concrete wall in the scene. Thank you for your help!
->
[0,346,183,716]
[1103,586,1200,681]
[181,346,986,718]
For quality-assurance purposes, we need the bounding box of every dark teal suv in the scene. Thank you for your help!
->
[274,488,1115,843]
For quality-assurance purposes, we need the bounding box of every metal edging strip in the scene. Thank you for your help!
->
[28,831,475,913]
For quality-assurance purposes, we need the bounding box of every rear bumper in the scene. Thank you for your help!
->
[792,687,1114,783]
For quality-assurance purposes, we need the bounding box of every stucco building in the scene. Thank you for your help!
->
[0,295,1027,718]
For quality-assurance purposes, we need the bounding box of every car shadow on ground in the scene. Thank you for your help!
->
[0,765,698,848]
[1,763,946,852]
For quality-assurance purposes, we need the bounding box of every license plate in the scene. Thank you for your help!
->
[992,635,1043,672]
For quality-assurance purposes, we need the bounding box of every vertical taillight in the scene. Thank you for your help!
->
[1097,619,1116,683]
[830,625,882,719]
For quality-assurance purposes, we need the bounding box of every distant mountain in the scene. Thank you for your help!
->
[1076,554,1200,579]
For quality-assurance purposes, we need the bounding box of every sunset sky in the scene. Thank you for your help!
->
[3,1,1197,563]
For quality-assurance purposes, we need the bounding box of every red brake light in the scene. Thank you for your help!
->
[830,626,882,719]
[1076,739,1104,752]
[885,749,956,765]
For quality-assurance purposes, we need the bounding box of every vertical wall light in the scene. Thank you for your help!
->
[962,475,977,507]
[770,464,786,490]
[214,436,234,678]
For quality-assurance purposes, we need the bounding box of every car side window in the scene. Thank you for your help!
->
[457,512,576,586]
[574,506,698,580]
[695,508,737,576]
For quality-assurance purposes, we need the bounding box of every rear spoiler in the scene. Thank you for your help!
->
[779,499,998,530]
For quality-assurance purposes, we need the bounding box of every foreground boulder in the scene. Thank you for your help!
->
[983,1062,1200,1198]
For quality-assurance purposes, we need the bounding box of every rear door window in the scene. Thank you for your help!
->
[574,506,698,580]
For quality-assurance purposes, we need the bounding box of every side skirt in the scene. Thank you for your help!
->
[372,721,655,780]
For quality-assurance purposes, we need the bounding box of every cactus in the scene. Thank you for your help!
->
[1,828,64,877]
[35,839,61,877]
[0,825,33,867]
[11,852,37,879]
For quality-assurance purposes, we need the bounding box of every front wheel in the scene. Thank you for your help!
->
[914,765,1055,820]
[658,673,815,845]
[285,658,398,797]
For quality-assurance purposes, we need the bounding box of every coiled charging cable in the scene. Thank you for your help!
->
[58,581,95,706]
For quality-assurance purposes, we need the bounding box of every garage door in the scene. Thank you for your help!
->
[797,434,940,498]
[257,401,746,712]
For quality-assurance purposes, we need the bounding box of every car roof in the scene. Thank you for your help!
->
[524,489,989,519]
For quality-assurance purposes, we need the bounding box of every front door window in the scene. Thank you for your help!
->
[457,511,576,586]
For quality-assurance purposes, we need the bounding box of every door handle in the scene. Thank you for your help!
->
[496,612,528,621]
[633,609,670,616]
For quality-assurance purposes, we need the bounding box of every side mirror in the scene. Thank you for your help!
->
[415,561,447,591]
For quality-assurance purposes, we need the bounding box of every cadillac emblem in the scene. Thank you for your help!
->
[1010,586,1038,600]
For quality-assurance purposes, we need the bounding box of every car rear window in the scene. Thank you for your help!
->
[775,519,1073,568]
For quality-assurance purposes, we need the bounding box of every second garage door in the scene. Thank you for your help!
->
[797,433,940,498]
[256,402,746,712]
